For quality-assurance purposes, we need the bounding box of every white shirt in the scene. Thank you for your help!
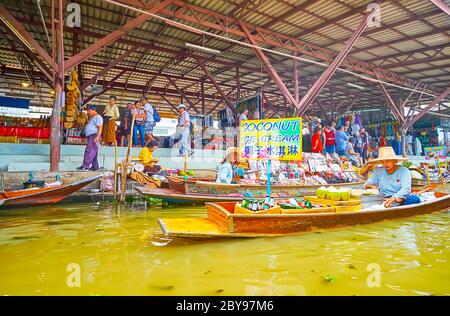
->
[406,134,413,144]
[239,113,248,122]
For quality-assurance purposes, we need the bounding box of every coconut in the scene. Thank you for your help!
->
[316,186,327,199]
[350,189,364,197]
[339,188,351,201]
[327,187,341,201]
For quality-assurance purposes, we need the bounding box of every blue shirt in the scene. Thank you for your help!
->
[335,130,349,152]
[85,114,103,137]
[365,166,412,199]
[216,162,233,184]
[144,102,154,122]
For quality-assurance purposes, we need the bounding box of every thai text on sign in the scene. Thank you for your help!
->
[239,118,302,160]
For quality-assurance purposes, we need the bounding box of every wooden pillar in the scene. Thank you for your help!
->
[293,53,299,104]
[50,0,64,172]
[201,80,205,115]
[236,67,241,101]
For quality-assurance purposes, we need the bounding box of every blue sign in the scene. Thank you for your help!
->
[0,96,30,109]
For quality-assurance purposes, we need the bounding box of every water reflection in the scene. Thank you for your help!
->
[0,203,448,295]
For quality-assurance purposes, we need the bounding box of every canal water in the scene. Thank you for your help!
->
[0,202,449,296]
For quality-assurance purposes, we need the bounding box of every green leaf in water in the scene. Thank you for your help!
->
[323,274,337,283]
[150,285,175,291]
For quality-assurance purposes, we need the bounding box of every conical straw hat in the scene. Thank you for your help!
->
[367,146,408,164]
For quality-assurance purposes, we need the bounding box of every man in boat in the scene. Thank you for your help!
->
[364,147,420,208]
[216,147,241,184]
[77,105,103,171]
[138,141,161,174]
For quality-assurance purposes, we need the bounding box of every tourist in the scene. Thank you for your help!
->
[345,137,360,166]
[120,102,133,147]
[365,146,420,208]
[360,127,370,164]
[102,95,120,146]
[415,132,423,156]
[311,127,324,153]
[77,105,103,171]
[138,140,161,174]
[141,96,156,145]
[177,103,193,156]
[344,120,352,135]
[335,125,349,156]
[330,121,337,132]
[216,147,239,184]
[405,132,414,156]
[239,109,249,124]
[132,100,146,147]
[353,132,364,156]
[324,126,336,155]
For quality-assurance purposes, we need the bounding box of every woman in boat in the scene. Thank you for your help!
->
[138,141,161,174]
[216,147,240,184]
[364,146,420,208]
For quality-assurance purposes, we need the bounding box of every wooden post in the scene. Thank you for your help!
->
[120,113,136,202]
[50,0,65,171]
[113,140,118,200]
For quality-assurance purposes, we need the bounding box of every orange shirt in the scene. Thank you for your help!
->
[311,132,324,153]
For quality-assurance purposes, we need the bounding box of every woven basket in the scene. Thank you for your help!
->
[168,176,186,194]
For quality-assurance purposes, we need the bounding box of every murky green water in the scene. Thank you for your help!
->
[0,202,449,296]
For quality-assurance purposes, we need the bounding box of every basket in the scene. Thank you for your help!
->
[234,203,281,215]
[304,196,361,206]
[168,176,186,193]
[304,196,362,213]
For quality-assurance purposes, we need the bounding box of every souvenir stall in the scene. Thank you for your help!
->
[238,152,360,186]
[0,96,51,144]
[63,70,88,145]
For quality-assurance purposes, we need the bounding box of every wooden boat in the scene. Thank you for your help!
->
[411,176,450,187]
[158,192,450,238]
[0,174,102,208]
[137,179,364,204]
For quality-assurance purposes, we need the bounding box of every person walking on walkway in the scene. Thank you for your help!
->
[177,104,193,156]
[141,96,156,145]
[360,127,370,164]
[132,100,146,147]
[324,125,336,155]
[311,127,324,153]
[120,102,133,147]
[77,105,103,171]
[102,95,120,146]
[335,125,349,156]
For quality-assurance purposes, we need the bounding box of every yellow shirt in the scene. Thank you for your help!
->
[104,105,120,120]
[139,147,154,166]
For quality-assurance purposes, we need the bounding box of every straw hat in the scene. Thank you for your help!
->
[225,147,238,160]
[367,146,408,164]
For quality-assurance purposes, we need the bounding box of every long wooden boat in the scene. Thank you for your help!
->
[0,174,102,208]
[411,176,450,187]
[137,178,364,204]
[157,192,450,238]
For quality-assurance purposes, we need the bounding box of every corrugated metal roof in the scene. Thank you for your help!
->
[0,0,448,116]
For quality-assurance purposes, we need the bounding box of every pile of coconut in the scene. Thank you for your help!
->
[316,186,379,201]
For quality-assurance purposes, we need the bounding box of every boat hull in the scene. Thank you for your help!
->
[139,181,365,204]
[158,193,450,238]
[0,175,102,208]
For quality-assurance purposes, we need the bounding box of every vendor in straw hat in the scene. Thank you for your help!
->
[365,147,420,208]
[216,147,240,184]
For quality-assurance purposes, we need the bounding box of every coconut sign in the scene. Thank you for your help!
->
[239,117,303,161]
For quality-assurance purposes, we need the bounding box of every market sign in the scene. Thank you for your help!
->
[424,146,446,159]
[239,118,302,161]
[0,96,30,109]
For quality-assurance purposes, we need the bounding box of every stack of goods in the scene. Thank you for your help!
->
[64,69,87,129]
[235,198,280,214]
